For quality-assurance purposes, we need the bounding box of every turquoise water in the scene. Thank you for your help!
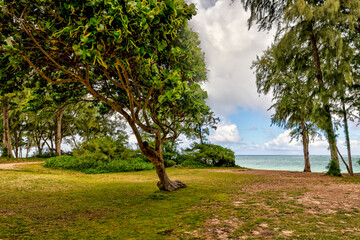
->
[235,155,360,173]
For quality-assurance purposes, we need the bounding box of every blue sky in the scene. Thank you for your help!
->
[182,0,360,156]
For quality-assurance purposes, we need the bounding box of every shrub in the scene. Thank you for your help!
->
[1,147,8,158]
[164,159,177,167]
[44,156,154,174]
[326,160,341,177]
[182,143,236,167]
[73,136,136,162]
[181,160,208,168]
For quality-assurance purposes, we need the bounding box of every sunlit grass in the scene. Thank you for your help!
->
[0,164,360,239]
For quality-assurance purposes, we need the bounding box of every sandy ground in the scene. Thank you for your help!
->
[201,169,360,239]
[0,162,43,170]
[217,169,360,212]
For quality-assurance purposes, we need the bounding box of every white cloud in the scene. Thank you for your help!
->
[189,0,275,115]
[263,130,302,151]
[209,121,242,143]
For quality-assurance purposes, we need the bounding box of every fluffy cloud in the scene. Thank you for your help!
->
[263,130,302,151]
[209,121,242,143]
[189,0,274,115]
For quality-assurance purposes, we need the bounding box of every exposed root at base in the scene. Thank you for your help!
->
[157,180,187,192]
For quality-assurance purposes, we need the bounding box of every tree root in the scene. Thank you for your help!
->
[157,179,187,192]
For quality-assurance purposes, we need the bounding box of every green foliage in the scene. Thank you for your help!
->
[181,159,208,168]
[44,156,154,174]
[73,136,134,162]
[1,147,8,158]
[326,160,341,177]
[162,141,181,165]
[182,143,236,167]
[35,150,57,159]
[164,159,177,168]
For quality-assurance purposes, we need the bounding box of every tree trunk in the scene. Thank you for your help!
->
[342,99,353,176]
[2,100,14,158]
[336,146,351,174]
[14,129,19,158]
[115,108,186,191]
[301,119,311,172]
[56,108,64,156]
[26,138,32,158]
[198,124,204,145]
[140,140,186,191]
[67,125,79,150]
[308,26,339,165]
[2,104,7,154]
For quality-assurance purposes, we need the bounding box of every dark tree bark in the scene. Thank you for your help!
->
[301,119,311,172]
[2,100,14,158]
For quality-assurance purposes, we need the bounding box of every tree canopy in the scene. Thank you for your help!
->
[1,0,209,191]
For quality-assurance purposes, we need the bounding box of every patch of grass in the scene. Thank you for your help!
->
[1,164,360,239]
[342,177,360,183]
[0,157,44,164]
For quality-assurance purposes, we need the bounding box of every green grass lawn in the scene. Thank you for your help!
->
[0,163,360,239]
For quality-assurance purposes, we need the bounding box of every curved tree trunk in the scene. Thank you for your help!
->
[301,119,311,172]
[141,141,186,191]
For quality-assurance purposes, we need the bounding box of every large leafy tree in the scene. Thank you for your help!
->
[1,0,207,191]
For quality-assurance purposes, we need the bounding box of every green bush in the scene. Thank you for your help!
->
[44,156,154,174]
[73,136,136,162]
[1,147,8,158]
[181,143,236,167]
[326,160,341,177]
[181,160,208,168]
[164,159,177,167]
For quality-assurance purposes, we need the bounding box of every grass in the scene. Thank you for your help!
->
[0,164,360,239]
[0,157,44,164]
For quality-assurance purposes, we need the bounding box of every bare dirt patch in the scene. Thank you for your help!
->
[213,169,360,213]
[203,217,241,240]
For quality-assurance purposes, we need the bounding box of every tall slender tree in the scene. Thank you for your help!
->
[240,0,360,174]
[253,47,318,172]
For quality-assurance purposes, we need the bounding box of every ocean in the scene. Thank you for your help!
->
[235,155,360,173]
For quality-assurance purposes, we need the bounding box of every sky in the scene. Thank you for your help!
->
[181,0,360,155]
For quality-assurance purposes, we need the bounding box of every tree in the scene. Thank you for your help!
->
[26,76,86,156]
[240,0,360,174]
[0,53,28,157]
[1,0,208,191]
[184,105,219,145]
[253,47,318,172]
